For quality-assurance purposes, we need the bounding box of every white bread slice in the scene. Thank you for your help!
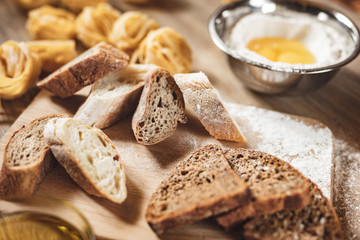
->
[174,72,246,143]
[0,114,67,199]
[74,64,158,129]
[44,117,127,204]
[37,42,129,98]
[132,67,186,145]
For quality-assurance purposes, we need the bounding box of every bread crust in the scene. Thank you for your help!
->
[0,114,67,199]
[37,42,129,98]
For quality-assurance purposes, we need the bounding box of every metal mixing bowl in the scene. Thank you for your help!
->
[208,0,360,95]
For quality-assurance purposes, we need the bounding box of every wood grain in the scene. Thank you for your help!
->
[0,0,359,238]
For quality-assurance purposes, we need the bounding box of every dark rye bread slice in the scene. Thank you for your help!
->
[216,148,311,230]
[37,42,129,98]
[145,144,250,235]
[132,67,186,145]
[0,114,67,199]
[242,179,344,240]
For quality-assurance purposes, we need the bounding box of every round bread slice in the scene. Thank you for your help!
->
[0,114,67,199]
[131,67,186,145]
[44,117,127,204]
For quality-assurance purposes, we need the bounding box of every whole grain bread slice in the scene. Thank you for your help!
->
[132,67,186,145]
[44,117,127,204]
[74,64,158,129]
[174,72,246,143]
[216,148,311,230]
[0,114,67,199]
[37,42,129,98]
[145,144,250,235]
[242,179,344,240]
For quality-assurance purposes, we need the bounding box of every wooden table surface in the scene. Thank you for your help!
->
[0,0,360,239]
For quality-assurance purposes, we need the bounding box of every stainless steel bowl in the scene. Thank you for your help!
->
[208,0,360,95]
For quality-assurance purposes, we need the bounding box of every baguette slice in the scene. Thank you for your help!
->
[37,42,129,98]
[174,72,246,143]
[146,144,250,235]
[216,148,311,230]
[0,114,67,199]
[242,179,344,240]
[44,117,127,204]
[74,64,158,129]
[132,67,186,145]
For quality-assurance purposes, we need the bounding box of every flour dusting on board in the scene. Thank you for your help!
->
[227,103,333,198]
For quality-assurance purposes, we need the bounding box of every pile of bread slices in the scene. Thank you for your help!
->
[0,42,344,239]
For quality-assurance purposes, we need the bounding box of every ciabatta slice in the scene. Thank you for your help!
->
[44,117,127,204]
[37,42,129,98]
[74,64,158,129]
[132,67,186,145]
[216,148,311,230]
[0,114,66,199]
[174,72,246,143]
[146,144,250,235]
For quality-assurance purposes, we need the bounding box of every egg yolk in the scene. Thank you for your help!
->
[247,37,316,64]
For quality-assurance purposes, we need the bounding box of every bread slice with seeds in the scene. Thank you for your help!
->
[242,179,344,240]
[74,64,158,129]
[0,114,67,199]
[44,117,127,204]
[37,42,129,98]
[145,144,250,235]
[132,67,186,145]
[174,72,246,143]
[216,148,311,230]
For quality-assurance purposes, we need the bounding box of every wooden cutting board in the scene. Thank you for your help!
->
[0,88,334,239]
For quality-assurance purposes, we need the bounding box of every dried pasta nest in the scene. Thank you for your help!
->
[130,27,192,74]
[12,0,58,10]
[26,5,76,40]
[61,0,108,13]
[76,3,121,48]
[0,41,42,100]
[109,11,159,54]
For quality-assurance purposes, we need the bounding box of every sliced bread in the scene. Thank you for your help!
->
[216,148,311,230]
[44,117,127,204]
[0,114,66,199]
[174,72,246,143]
[145,144,250,235]
[37,42,129,98]
[242,179,344,240]
[74,64,158,129]
[132,67,186,145]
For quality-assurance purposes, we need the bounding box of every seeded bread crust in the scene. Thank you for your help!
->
[44,118,127,204]
[242,179,344,240]
[146,144,250,235]
[37,42,129,98]
[216,148,311,230]
[0,114,67,199]
[132,67,186,145]
[174,72,246,143]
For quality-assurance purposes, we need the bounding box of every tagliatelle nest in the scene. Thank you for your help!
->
[109,11,159,54]
[130,27,192,74]
[61,0,108,13]
[26,5,76,40]
[12,0,58,10]
[76,3,121,48]
[26,40,77,73]
[0,41,42,100]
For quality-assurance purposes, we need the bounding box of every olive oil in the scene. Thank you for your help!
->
[0,211,87,240]
[247,37,316,64]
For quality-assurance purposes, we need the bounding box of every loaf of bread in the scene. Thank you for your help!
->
[132,67,186,145]
[242,179,344,239]
[216,148,311,230]
[74,64,158,129]
[0,114,66,199]
[44,117,127,204]
[37,42,129,98]
[174,72,246,143]
[145,144,250,235]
